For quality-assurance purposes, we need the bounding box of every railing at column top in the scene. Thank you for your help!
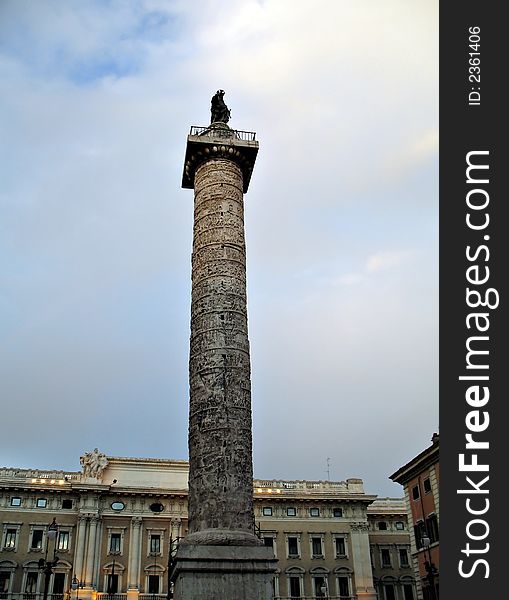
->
[189,126,256,141]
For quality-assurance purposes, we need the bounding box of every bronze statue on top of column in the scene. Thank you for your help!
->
[210,89,231,124]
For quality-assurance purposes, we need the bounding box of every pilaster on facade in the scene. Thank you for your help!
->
[349,522,377,600]
[127,516,143,592]
[74,514,88,583]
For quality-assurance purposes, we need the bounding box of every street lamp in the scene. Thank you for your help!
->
[38,519,59,600]
[71,576,84,600]
[421,534,438,600]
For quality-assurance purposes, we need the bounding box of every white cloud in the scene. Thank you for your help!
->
[366,250,414,273]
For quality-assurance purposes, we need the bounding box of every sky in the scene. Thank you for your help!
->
[0,0,438,498]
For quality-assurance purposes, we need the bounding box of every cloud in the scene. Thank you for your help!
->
[0,0,438,496]
[366,250,414,273]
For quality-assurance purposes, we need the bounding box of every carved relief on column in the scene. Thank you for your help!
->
[84,515,100,587]
[128,517,143,590]
[186,158,258,547]
[74,514,88,582]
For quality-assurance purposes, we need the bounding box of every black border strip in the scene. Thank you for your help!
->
[440,2,505,597]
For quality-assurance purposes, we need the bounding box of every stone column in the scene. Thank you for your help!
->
[74,515,88,581]
[128,517,143,592]
[186,154,257,546]
[84,516,99,587]
[171,120,277,599]
[350,522,377,600]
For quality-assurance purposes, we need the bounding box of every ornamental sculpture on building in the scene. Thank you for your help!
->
[210,89,231,124]
[80,448,108,479]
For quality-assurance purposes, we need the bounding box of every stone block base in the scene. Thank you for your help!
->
[356,593,377,600]
[170,544,278,600]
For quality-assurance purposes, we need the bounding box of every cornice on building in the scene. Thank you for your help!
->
[389,435,439,485]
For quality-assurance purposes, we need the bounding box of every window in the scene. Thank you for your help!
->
[262,507,273,516]
[335,537,346,557]
[10,498,21,507]
[4,529,17,550]
[311,537,323,556]
[36,499,47,508]
[287,536,299,557]
[57,531,70,551]
[395,521,405,530]
[423,478,432,493]
[414,521,427,549]
[62,499,73,509]
[403,584,415,600]
[149,502,164,513]
[426,514,439,543]
[150,535,161,554]
[412,485,420,500]
[0,572,11,595]
[310,507,320,517]
[333,508,343,517]
[52,573,65,595]
[313,576,327,597]
[148,575,159,594]
[263,537,274,548]
[25,572,38,594]
[289,576,301,598]
[399,548,409,567]
[384,584,396,600]
[381,548,392,568]
[287,507,297,517]
[111,502,125,511]
[378,521,388,530]
[31,530,44,550]
[107,574,118,594]
[110,533,121,554]
[337,577,350,598]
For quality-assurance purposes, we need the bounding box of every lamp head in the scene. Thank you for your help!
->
[47,517,58,540]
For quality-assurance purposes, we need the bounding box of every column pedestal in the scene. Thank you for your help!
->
[171,545,277,600]
[126,590,139,600]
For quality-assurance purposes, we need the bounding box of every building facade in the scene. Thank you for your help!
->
[1,453,415,600]
[390,435,439,600]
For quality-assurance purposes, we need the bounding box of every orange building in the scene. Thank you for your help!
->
[390,434,439,600]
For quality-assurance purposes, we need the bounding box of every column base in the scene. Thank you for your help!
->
[356,592,378,600]
[126,589,139,600]
[75,588,94,600]
[170,544,278,600]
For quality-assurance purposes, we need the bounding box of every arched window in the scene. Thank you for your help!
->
[285,566,304,599]
[334,567,353,599]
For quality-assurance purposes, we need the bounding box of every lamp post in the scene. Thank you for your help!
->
[38,519,59,600]
[421,534,438,600]
[71,575,84,600]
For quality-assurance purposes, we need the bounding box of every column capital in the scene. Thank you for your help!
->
[182,125,259,193]
[132,516,143,528]
[350,521,370,533]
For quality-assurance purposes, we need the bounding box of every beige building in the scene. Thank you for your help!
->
[1,452,415,600]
